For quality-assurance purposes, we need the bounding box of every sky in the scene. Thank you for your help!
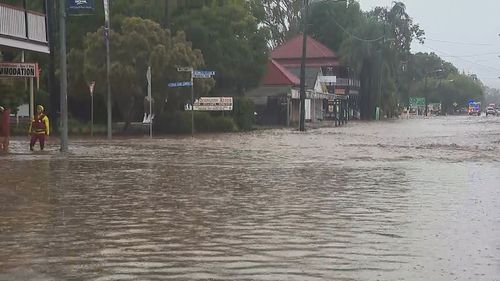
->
[357,0,500,89]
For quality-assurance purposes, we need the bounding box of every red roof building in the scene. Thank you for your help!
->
[261,59,300,86]
[270,34,339,67]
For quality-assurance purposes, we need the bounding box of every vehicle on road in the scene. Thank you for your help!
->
[486,106,497,116]
[468,102,481,116]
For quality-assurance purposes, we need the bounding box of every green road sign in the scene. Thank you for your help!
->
[409,97,425,108]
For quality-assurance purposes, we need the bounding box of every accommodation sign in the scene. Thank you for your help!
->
[193,97,233,111]
[67,0,95,13]
[0,63,38,78]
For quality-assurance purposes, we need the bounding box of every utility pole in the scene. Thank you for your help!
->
[59,0,68,152]
[377,23,386,120]
[299,0,309,131]
[46,0,58,134]
[146,66,152,138]
[191,68,194,136]
[104,0,112,140]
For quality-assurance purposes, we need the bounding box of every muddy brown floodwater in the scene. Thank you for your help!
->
[1,116,499,281]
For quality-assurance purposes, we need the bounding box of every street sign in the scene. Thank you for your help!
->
[0,63,38,78]
[168,81,193,88]
[409,97,425,108]
[88,81,95,96]
[67,0,95,14]
[177,67,193,72]
[193,74,212,79]
[193,70,216,78]
[193,97,233,111]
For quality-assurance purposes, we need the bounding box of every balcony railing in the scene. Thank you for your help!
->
[336,78,361,88]
[0,3,48,53]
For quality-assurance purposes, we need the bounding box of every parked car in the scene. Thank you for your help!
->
[486,106,497,116]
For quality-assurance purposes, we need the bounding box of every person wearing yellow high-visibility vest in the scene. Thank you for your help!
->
[29,105,50,151]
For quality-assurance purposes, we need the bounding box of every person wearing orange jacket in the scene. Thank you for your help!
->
[29,105,50,151]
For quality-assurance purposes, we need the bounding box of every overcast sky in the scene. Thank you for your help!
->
[357,0,500,89]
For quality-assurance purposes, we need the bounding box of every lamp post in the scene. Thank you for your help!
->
[299,0,347,131]
[424,68,443,116]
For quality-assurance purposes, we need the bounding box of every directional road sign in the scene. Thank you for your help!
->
[409,97,425,108]
[177,67,193,72]
[193,97,233,111]
[168,81,193,88]
[193,70,216,78]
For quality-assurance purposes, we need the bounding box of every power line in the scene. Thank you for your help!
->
[420,44,500,73]
[425,38,494,46]
[440,51,500,58]
[328,11,385,42]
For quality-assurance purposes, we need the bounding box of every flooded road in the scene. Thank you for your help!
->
[1,116,499,281]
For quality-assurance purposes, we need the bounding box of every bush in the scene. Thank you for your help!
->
[154,111,236,134]
[231,97,255,131]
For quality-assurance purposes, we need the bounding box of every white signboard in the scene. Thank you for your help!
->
[193,70,216,78]
[0,63,38,78]
[177,67,193,72]
[193,97,233,111]
[319,76,337,83]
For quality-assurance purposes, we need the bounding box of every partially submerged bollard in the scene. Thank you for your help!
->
[0,106,10,152]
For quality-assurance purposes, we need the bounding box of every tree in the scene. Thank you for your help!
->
[251,0,302,47]
[82,17,213,131]
[309,0,364,52]
[0,79,26,113]
[172,1,269,94]
[411,73,484,113]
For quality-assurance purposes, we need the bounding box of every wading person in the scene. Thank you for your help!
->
[29,105,50,151]
[0,106,10,152]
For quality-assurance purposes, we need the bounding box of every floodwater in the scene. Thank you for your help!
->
[0,116,499,281]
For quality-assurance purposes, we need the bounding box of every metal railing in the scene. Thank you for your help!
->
[336,78,361,88]
[0,4,25,38]
[27,12,47,42]
[0,3,47,43]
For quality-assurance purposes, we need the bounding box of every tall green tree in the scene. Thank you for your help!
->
[172,1,269,94]
[82,17,213,130]
[309,0,364,52]
[250,0,302,47]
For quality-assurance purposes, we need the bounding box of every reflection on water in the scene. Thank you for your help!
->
[1,116,499,280]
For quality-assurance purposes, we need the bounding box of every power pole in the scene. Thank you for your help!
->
[299,0,309,131]
[46,0,58,134]
[104,0,112,140]
[59,0,68,152]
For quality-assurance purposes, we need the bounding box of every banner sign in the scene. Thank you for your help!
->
[67,0,95,14]
[0,63,38,78]
[193,97,233,111]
